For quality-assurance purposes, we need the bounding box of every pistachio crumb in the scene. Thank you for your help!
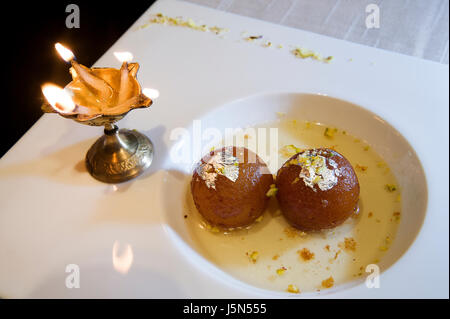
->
[355,164,368,172]
[211,226,220,233]
[298,248,315,261]
[322,276,334,289]
[279,144,302,158]
[266,184,278,197]
[385,184,397,192]
[324,127,338,138]
[276,267,287,276]
[343,237,357,251]
[286,284,300,294]
[255,215,264,223]
[249,251,259,263]
[393,211,401,221]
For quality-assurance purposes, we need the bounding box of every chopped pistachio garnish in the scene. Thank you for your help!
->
[292,177,300,184]
[363,145,370,151]
[393,212,401,221]
[355,164,368,172]
[385,184,397,192]
[279,144,302,158]
[266,184,278,197]
[343,237,357,251]
[255,215,264,223]
[321,276,334,289]
[395,194,402,202]
[277,44,283,49]
[286,284,300,294]
[379,246,388,251]
[292,48,333,63]
[376,161,387,168]
[204,223,220,233]
[292,47,321,60]
[145,13,229,35]
[276,267,287,276]
[245,35,263,41]
[263,41,272,47]
[324,127,338,138]
[249,251,259,263]
[211,226,220,233]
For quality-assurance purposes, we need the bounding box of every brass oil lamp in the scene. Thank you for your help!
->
[42,44,158,183]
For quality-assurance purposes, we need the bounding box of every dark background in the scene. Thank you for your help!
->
[1,1,156,157]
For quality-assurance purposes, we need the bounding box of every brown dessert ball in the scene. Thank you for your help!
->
[276,148,359,231]
[191,146,274,228]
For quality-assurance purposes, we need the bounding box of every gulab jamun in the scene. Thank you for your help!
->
[276,148,359,231]
[191,146,274,228]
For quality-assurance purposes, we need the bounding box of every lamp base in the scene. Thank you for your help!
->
[85,125,153,183]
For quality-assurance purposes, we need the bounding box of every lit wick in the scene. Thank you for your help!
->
[114,51,134,104]
[42,83,91,115]
[55,43,113,104]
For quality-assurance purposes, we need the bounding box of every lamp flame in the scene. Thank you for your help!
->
[112,240,134,275]
[143,88,160,100]
[42,83,76,113]
[114,52,134,63]
[55,43,75,62]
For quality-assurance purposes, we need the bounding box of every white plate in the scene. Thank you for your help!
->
[0,0,448,298]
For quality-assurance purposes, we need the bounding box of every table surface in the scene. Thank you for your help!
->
[184,0,449,64]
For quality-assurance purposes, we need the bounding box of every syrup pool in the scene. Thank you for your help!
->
[184,119,402,294]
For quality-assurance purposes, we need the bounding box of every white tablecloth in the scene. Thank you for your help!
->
[184,0,449,64]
